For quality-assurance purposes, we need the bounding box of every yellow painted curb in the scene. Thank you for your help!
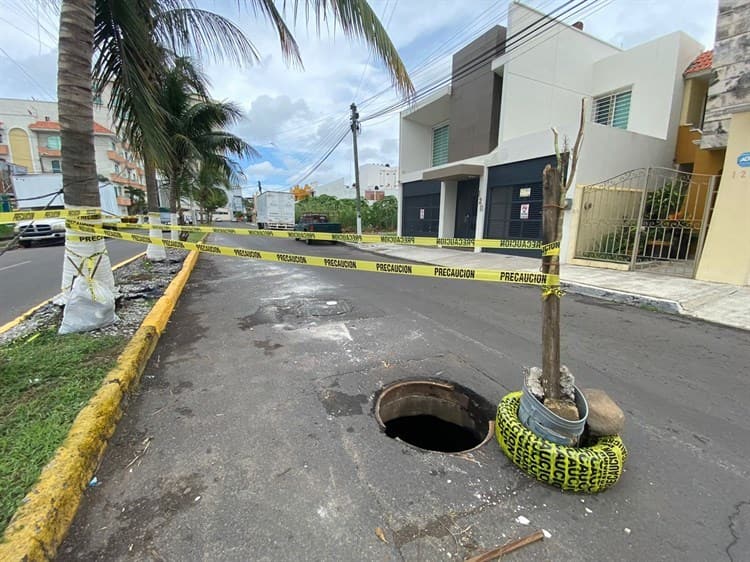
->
[0,248,201,561]
[0,251,146,336]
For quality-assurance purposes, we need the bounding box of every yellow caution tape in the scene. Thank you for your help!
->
[0,208,101,222]
[69,219,561,256]
[67,225,560,288]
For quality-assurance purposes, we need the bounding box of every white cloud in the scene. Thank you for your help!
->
[0,0,720,190]
[244,160,286,177]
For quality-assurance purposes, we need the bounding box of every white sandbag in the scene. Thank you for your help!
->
[59,275,118,334]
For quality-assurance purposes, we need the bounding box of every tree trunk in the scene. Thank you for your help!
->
[541,164,562,399]
[58,0,116,325]
[169,172,180,241]
[145,156,166,261]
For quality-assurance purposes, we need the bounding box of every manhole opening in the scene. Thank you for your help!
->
[375,380,494,454]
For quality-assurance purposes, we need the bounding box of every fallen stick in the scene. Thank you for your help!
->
[465,530,544,562]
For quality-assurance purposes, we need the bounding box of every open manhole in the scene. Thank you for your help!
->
[295,299,351,318]
[375,380,494,454]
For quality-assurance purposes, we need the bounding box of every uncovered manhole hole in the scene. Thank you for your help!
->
[295,299,351,317]
[375,380,494,454]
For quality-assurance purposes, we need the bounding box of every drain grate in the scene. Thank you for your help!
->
[295,299,351,318]
[375,380,493,454]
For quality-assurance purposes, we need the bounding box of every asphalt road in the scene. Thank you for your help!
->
[0,239,145,326]
[61,234,750,561]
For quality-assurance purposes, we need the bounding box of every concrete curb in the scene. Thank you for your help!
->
[0,248,200,561]
[563,281,683,315]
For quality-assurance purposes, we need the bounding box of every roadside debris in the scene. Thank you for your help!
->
[466,529,545,562]
[375,527,388,543]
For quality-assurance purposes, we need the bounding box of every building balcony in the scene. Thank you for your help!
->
[0,144,8,156]
[107,150,127,164]
[116,196,132,207]
[109,173,145,190]
[38,147,61,157]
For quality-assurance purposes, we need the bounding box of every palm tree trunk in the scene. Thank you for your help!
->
[145,155,167,260]
[169,171,180,241]
[58,0,116,328]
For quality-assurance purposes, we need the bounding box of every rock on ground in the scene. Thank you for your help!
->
[582,388,625,436]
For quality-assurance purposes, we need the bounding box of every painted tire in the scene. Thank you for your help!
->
[496,392,627,493]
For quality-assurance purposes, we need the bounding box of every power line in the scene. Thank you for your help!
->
[283,1,587,188]
[0,44,56,100]
[361,0,597,123]
[286,128,350,188]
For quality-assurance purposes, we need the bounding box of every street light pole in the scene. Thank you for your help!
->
[350,102,362,235]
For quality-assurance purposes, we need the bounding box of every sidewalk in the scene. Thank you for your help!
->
[347,243,750,331]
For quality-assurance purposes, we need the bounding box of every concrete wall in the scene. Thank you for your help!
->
[592,32,701,141]
[681,77,709,126]
[696,111,750,285]
[439,181,457,238]
[701,0,750,149]
[399,118,432,174]
[448,26,506,162]
[315,177,354,199]
[497,3,620,143]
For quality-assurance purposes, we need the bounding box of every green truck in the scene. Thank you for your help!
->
[294,212,342,244]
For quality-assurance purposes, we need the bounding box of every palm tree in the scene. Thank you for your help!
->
[153,58,254,238]
[191,164,231,224]
[57,0,413,329]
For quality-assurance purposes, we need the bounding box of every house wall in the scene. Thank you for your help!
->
[701,0,750,149]
[680,77,709,126]
[399,118,432,175]
[592,32,700,141]
[696,111,750,285]
[448,26,506,162]
[497,3,620,143]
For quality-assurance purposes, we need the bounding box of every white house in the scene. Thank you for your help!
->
[315,163,398,202]
[398,1,703,261]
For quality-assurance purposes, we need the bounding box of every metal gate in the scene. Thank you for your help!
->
[574,167,719,278]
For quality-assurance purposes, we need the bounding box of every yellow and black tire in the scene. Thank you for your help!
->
[496,392,627,493]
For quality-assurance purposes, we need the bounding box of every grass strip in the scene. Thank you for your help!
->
[0,329,125,530]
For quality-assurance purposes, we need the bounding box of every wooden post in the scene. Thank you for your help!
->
[541,164,562,400]
[539,99,585,415]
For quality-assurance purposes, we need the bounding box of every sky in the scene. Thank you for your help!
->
[0,0,719,196]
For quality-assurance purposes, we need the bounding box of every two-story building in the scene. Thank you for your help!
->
[0,96,146,215]
[397,1,703,262]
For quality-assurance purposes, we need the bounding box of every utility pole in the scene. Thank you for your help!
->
[257,180,262,194]
[350,102,362,235]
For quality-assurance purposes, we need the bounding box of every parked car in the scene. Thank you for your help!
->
[294,213,342,244]
[14,218,66,247]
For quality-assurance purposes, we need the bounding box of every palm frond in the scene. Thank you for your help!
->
[290,0,413,97]
[237,0,303,67]
[154,8,262,67]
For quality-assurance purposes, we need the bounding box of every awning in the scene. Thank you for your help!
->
[421,163,484,182]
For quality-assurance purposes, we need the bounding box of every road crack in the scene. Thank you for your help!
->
[726,500,750,561]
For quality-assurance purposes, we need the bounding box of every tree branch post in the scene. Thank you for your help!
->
[541,163,562,400]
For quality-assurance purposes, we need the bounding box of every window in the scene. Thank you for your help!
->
[93,93,103,108]
[51,160,61,173]
[46,136,61,150]
[593,89,631,129]
[114,163,120,173]
[432,124,449,166]
[111,140,116,151]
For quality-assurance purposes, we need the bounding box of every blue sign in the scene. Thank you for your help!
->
[738,152,750,167]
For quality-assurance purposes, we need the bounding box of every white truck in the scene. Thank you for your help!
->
[11,174,120,247]
[255,191,295,230]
